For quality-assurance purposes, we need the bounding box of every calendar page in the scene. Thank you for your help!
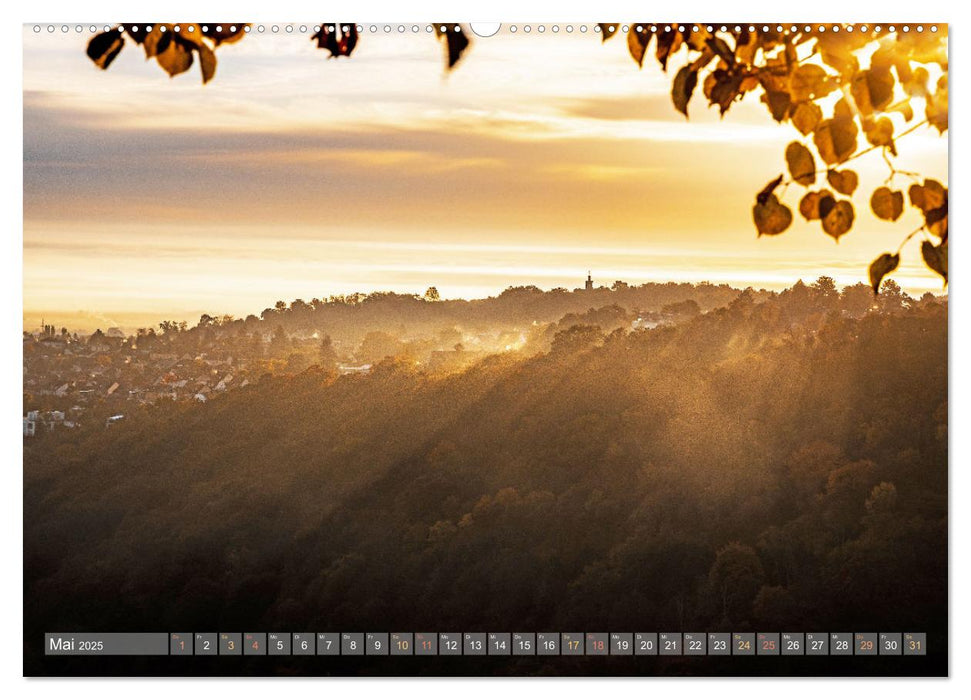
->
[22,20,948,677]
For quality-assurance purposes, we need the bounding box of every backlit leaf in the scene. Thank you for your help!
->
[142,26,171,58]
[685,26,713,51]
[870,187,904,221]
[799,189,834,221]
[628,25,652,66]
[705,36,735,64]
[813,117,858,165]
[869,252,900,293]
[756,174,783,205]
[821,199,854,240]
[864,116,896,154]
[850,67,895,115]
[826,169,858,196]
[434,24,470,69]
[705,68,744,115]
[156,36,194,77]
[86,29,125,70]
[655,29,683,71]
[753,193,793,236]
[789,64,831,101]
[791,102,822,136]
[786,141,816,186]
[199,42,216,84]
[761,90,791,122]
[921,240,947,284]
[904,66,929,98]
[672,66,698,117]
[599,23,618,41]
[926,75,948,133]
[909,179,947,212]
[313,24,359,58]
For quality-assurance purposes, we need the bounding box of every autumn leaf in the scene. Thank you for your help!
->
[685,26,713,52]
[87,29,125,70]
[869,252,900,293]
[909,179,947,212]
[756,175,784,205]
[926,205,948,241]
[655,29,683,71]
[599,23,618,41]
[822,199,854,240]
[737,28,765,65]
[909,179,949,239]
[142,26,171,58]
[672,66,698,117]
[921,240,947,284]
[870,187,904,221]
[753,193,793,236]
[761,90,791,122]
[926,75,948,133]
[826,169,858,196]
[850,67,895,115]
[904,66,930,98]
[156,36,195,77]
[814,116,858,165]
[705,68,744,115]
[705,36,735,64]
[434,24,470,69]
[628,25,652,67]
[864,116,896,154]
[785,141,816,186]
[199,43,216,84]
[313,24,359,58]
[791,102,822,136]
[789,64,831,102]
[799,189,834,221]
[815,26,869,77]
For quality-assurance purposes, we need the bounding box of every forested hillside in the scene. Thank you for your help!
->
[24,287,947,675]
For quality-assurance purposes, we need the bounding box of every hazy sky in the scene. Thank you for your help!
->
[23,25,948,328]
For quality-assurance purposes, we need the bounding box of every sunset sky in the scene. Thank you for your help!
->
[23,25,948,330]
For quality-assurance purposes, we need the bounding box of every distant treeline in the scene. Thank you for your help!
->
[155,281,747,346]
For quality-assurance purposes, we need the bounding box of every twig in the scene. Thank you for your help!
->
[896,225,926,254]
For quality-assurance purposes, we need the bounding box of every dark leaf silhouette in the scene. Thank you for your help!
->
[921,240,947,283]
[672,65,698,117]
[869,252,900,293]
[598,23,619,41]
[312,23,359,58]
[627,25,652,66]
[655,29,683,71]
[756,174,783,206]
[86,29,125,70]
[435,24,470,69]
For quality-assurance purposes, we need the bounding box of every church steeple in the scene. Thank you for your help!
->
[585,271,593,291]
